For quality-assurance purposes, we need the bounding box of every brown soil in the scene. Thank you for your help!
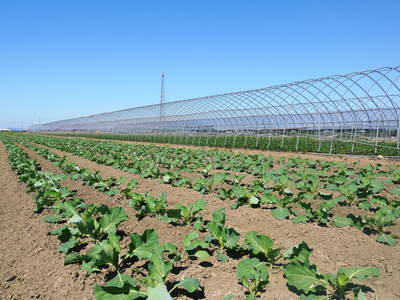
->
[2,138,400,299]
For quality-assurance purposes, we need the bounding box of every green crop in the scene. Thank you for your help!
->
[162,198,206,228]
[236,258,269,299]
[283,242,380,300]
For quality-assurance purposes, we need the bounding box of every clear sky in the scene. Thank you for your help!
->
[0,0,399,129]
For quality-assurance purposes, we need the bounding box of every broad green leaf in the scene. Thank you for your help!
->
[283,241,313,263]
[64,252,83,265]
[356,290,367,300]
[94,273,145,300]
[147,282,172,300]
[224,227,240,249]
[192,198,206,212]
[117,176,127,185]
[333,216,353,228]
[325,184,338,191]
[284,262,320,293]
[357,201,371,211]
[148,252,173,284]
[81,234,121,273]
[127,229,160,259]
[319,200,337,211]
[237,258,268,281]
[249,196,259,205]
[372,181,385,194]
[236,258,269,295]
[100,207,128,234]
[231,186,247,199]
[222,295,240,300]
[212,208,226,224]
[183,232,200,249]
[216,251,229,262]
[194,250,211,261]
[338,266,380,280]
[244,231,273,256]
[376,234,397,246]
[160,242,176,254]
[271,207,290,219]
[176,277,200,293]
[389,186,400,195]
[299,294,327,300]
[58,237,77,254]
[292,215,309,224]
[42,215,63,223]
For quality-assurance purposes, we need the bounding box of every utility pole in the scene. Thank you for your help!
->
[160,72,165,126]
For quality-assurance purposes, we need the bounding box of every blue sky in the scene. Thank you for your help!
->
[0,0,399,129]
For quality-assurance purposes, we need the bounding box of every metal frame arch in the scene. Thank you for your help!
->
[266,83,320,129]
[295,79,347,126]
[30,64,400,152]
[244,89,299,128]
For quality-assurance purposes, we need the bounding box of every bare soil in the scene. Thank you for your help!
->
[2,140,400,299]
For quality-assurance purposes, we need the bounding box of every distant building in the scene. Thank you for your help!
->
[0,128,11,132]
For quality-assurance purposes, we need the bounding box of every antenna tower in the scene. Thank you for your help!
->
[160,72,165,125]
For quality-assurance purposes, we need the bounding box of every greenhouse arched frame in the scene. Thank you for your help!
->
[30,65,400,155]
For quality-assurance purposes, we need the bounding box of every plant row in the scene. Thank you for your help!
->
[0,136,383,299]
[19,135,400,246]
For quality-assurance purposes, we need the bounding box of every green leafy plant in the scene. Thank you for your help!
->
[260,192,293,220]
[236,258,269,299]
[333,208,399,246]
[206,209,240,261]
[244,231,281,267]
[128,192,168,219]
[231,185,260,208]
[293,199,338,225]
[163,198,205,228]
[283,242,380,300]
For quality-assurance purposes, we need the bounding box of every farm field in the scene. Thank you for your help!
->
[41,132,400,157]
[1,133,400,300]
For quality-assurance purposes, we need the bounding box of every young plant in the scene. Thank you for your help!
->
[333,208,399,246]
[244,231,281,267]
[163,198,206,228]
[129,192,168,219]
[260,192,293,220]
[205,208,240,261]
[192,177,213,194]
[94,239,201,300]
[293,199,338,225]
[231,185,260,209]
[236,258,269,299]
[283,242,380,300]
[183,232,211,261]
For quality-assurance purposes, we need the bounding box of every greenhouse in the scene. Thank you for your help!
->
[30,65,400,155]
